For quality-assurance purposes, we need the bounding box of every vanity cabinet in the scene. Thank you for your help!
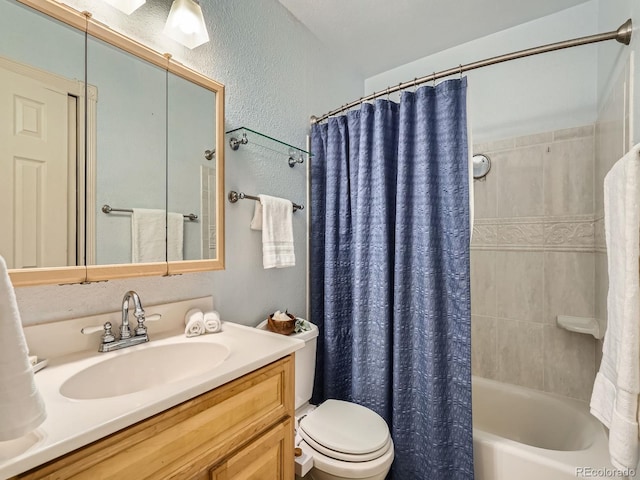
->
[210,419,292,480]
[12,356,294,480]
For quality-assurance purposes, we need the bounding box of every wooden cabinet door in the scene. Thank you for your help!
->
[211,418,293,480]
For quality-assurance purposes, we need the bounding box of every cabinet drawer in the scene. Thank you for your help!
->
[210,418,294,480]
[15,355,294,480]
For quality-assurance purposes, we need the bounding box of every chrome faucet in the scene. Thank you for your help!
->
[81,290,154,352]
[121,290,147,339]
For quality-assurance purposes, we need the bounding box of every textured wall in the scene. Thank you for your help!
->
[14,0,363,326]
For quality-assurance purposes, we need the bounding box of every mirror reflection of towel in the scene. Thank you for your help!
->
[131,209,184,263]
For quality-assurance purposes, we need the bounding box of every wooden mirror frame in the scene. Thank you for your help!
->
[8,0,225,287]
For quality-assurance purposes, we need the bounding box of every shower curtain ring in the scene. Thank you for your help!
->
[413,77,418,91]
[386,87,390,100]
[432,72,436,87]
[459,64,463,78]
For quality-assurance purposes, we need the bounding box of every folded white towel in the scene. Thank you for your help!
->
[132,209,184,263]
[203,311,222,333]
[184,308,205,338]
[0,255,46,441]
[256,194,295,269]
[590,143,640,471]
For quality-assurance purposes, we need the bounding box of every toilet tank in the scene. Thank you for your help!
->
[290,323,319,410]
[256,320,319,410]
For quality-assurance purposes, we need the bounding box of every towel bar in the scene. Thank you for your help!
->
[101,205,198,221]
[227,191,304,212]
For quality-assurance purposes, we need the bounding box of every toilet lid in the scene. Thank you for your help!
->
[299,399,390,457]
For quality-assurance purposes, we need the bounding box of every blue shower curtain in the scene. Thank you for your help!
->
[310,79,473,479]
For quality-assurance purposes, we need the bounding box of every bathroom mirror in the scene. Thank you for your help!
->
[0,0,87,285]
[167,72,216,264]
[165,63,224,275]
[3,0,225,286]
[87,32,167,267]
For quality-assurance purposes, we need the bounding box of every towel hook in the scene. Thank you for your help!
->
[229,132,248,151]
[288,149,304,168]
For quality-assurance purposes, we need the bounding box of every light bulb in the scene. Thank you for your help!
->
[163,0,210,49]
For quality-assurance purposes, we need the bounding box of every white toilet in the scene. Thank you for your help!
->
[258,320,394,480]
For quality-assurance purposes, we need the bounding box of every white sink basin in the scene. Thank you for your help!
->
[59,342,230,400]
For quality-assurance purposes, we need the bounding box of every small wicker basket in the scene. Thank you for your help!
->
[267,312,296,335]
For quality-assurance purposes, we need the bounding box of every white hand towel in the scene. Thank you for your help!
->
[167,212,184,262]
[590,143,640,471]
[203,311,222,333]
[257,194,295,269]
[0,255,46,441]
[184,308,205,338]
[250,201,263,231]
[132,209,184,263]
[132,208,165,263]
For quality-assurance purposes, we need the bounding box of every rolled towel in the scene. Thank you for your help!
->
[184,308,205,338]
[204,311,222,333]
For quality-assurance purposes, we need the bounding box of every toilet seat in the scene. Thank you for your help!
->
[299,399,391,462]
[300,431,393,462]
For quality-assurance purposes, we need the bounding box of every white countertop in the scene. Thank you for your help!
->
[0,312,303,479]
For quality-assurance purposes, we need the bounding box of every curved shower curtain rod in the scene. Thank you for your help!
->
[311,19,633,124]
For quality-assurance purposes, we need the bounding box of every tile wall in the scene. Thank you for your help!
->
[471,125,597,402]
[593,57,632,369]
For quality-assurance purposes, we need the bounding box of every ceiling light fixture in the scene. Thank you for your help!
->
[102,0,145,15]
[163,0,210,49]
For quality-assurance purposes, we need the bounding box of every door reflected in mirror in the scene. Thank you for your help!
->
[0,0,85,269]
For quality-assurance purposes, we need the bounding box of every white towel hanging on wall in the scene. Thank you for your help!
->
[590,143,640,471]
[0,255,46,441]
[250,194,295,269]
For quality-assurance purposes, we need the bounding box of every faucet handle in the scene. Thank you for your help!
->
[133,313,161,337]
[81,324,105,335]
[81,322,116,344]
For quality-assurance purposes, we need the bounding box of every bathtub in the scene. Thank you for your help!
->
[472,376,638,480]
